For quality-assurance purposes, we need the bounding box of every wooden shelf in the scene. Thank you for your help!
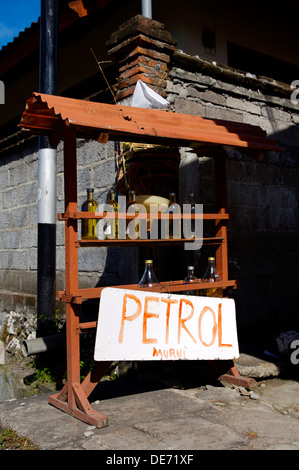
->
[76,237,224,247]
[57,279,238,304]
[58,211,231,221]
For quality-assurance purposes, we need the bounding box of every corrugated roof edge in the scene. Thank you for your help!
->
[20,92,285,157]
[0,20,40,54]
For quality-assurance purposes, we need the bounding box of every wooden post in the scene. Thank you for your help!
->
[214,151,228,281]
[49,126,109,427]
[63,127,81,409]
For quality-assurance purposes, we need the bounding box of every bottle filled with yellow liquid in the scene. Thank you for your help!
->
[104,190,118,239]
[126,190,140,239]
[200,257,223,297]
[81,188,97,239]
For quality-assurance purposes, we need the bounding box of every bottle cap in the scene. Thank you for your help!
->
[208,257,215,261]
[187,265,194,269]
[145,259,153,264]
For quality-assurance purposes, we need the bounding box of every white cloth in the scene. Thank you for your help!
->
[130,80,169,109]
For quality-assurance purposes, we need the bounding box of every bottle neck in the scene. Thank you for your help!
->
[187,267,195,276]
[128,191,136,203]
[208,259,216,270]
[138,259,160,287]
[202,257,221,282]
[108,191,116,203]
[87,189,94,200]
[169,193,176,204]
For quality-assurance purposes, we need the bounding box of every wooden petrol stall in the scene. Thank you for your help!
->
[20,92,283,427]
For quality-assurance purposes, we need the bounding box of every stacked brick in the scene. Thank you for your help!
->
[105,15,177,102]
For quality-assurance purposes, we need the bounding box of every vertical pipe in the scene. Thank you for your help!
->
[141,0,152,18]
[37,0,58,335]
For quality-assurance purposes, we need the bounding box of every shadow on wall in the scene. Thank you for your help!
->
[227,122,299,340]
[82,121,299,342]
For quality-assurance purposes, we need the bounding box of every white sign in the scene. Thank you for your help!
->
[94,288,239,361]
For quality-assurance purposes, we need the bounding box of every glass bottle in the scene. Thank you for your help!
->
[126,190,139,239]
[138,260,160,288]
[81,188,97,239]
[104,190,118,239]
[200,257,223,298]
[167,192,181,239]
[183,265,199,296]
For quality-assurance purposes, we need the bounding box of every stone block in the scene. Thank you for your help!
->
[78,247,107,272]
[226,96,261,115]
[19,182,37,206]
[77,167,92,194]
[3,230,19,249]
[0,169,10,191]
[94,158,117,189]
[11,207,28,228]
[261,105,292,123]
[77,139,107,166]
[205,105,243,122]
[28,248,37,270]
[10,164,28,186]
[56,246,65,271]
[0,210,10,230]
[188,88,226,106]
[2,188,18,209]
[173,97,206,116]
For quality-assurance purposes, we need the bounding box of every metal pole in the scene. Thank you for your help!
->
[37,0,58,335]
[141,0,152,18]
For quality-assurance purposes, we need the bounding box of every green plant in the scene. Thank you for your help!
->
[37,309,65,335]
[80,358,94,381]
[0,427,39,450]
[1,323,9,343]
[24,357,67,395]
[32,366,55,384]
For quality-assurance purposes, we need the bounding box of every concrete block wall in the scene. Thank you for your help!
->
[0,141,39,298]
[167,52,299,338]
[0,136,120,352]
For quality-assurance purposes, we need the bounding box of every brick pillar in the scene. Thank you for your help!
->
[105,14,177,102]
